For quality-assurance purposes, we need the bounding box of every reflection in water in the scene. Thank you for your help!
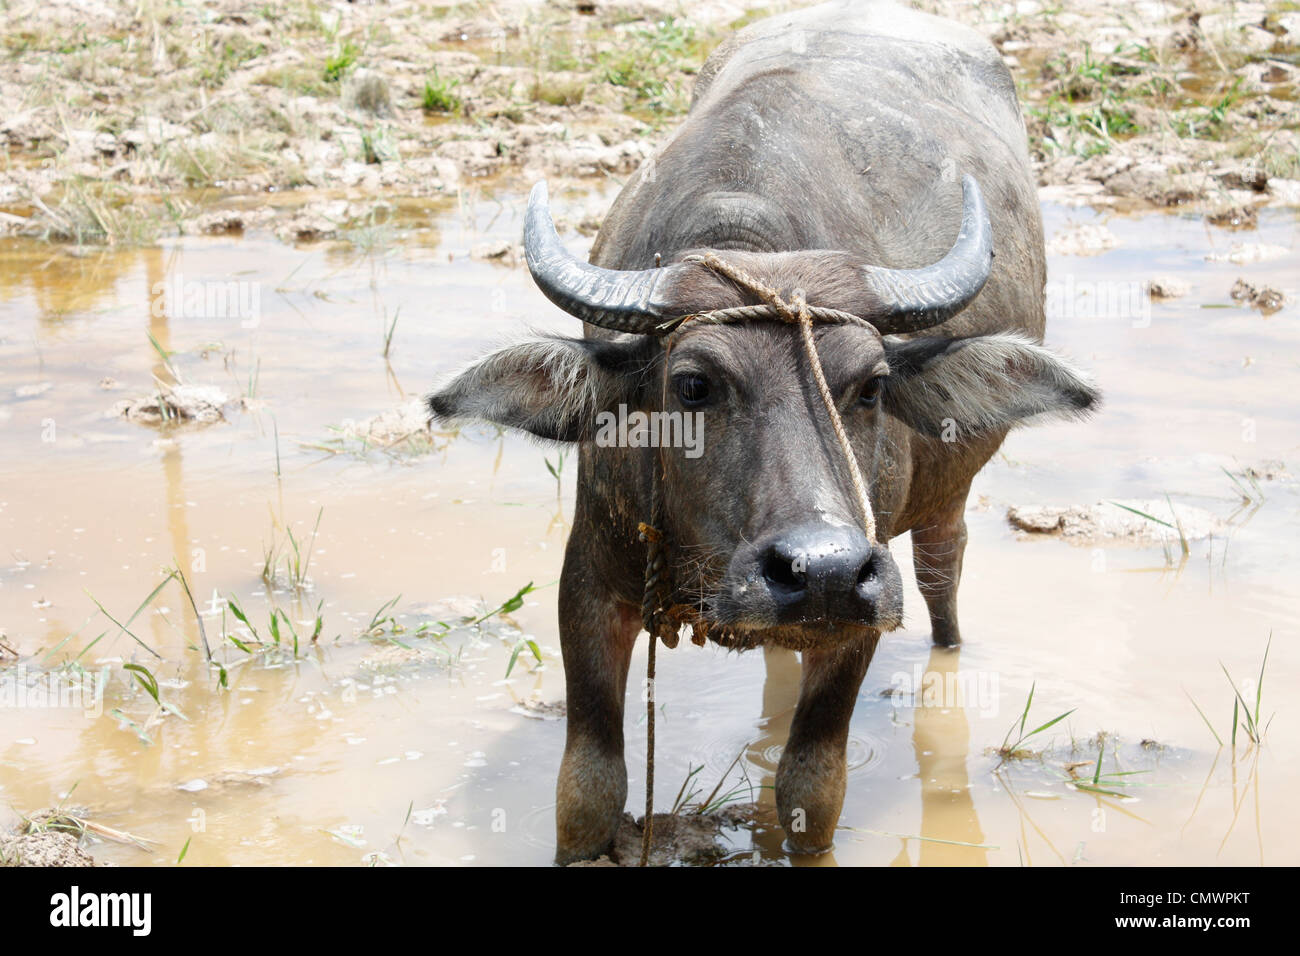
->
[745,644,991,866]
[145,246,172,384]
[908,646,988,866]
[748,646,801,861]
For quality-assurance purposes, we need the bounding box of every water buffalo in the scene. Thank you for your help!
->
[429,0,1099,863]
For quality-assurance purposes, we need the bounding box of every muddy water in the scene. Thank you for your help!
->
[1,187,1297,866]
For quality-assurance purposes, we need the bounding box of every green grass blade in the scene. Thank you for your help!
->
[504,642,524,678]
[123,663,160,705]
[226,594,261,642]
[1184,688,1223,747]
[1020,682,1035,738]
[1023,709,1076,741]
[1255,634,1271,727]
[85,577,171,660]
[173,565,212,661]
[367,594,401,632]
[1109,500,1175,529]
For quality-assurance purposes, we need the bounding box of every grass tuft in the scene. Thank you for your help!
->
[421,70,461,113]
[997,682,1075,761]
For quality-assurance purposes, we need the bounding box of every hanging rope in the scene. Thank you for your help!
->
[634,250,881,865]
[639,625,656,866]
[636,475,668,867]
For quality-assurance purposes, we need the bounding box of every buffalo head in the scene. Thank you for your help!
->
[429,179,1098,648]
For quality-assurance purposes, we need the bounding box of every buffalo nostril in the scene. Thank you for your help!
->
[762,547,807,595]
[856,551,878,587]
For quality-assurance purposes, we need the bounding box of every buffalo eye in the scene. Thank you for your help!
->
[674,373,712,407]
[858,377,884,409]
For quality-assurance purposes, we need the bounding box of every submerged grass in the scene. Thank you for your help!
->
[1066,739,1150,797]
[1109,498,1188,549]
[1222,465,1266,506]
[669,748,759,815]
[355,581,543,674]
[18,806,156,853]
[223,593,324,663]
[1186,634,1273,750]
[26,181,170,247]
[382,305,400,358]
[544,450,566,497]
[996,682,1075,762]
[83,571,176,661]
[261,507,324,590]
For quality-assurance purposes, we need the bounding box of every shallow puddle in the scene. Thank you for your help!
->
[0,187,1297,866]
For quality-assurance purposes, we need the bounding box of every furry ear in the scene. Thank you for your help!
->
[426,335,656,443]
[882,333,1100,440]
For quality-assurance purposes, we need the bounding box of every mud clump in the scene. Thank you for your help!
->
[1,811,97,867]
[1,829,97,867]
[470,239,525,266]
[1206,243,1291,265]
[1046,222,1119,256]
[1007,499,1227,545]
[173,768,280,793]
[1145,276,1190,299]
[568,804,761,867]
[1239,460,1291,483]
[322,400,438,458]
[359,643,441,671]
[275,209,342,243]
[191,207,274,235]
[1206,204,1258,230]
[112,384,235,425]
[511,696,566,721]
[1230,278,1286,314]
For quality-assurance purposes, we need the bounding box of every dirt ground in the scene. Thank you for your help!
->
[569,804,765,866]
[0,811,99,866]
[1,0,1297,245]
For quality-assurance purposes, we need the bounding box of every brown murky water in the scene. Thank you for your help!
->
[1,186,1297,866]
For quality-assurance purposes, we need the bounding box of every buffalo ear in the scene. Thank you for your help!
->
[426,334,656,443]
[881,333,1100,439]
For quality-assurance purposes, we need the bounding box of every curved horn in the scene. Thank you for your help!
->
[860,174,994,334]
[523,181,684,334]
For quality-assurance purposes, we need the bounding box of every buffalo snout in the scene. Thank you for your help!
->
[734,523,903,632]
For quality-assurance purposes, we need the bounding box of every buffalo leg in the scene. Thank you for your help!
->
[775,631,877,853]
[911,491,970,648]
[554,552,640,865]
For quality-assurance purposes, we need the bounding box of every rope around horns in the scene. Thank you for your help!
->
[635,251,880,865]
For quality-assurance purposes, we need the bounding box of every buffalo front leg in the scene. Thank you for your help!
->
[911,491,970,648]
[775,631,877,853]
[554,564,641,865]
